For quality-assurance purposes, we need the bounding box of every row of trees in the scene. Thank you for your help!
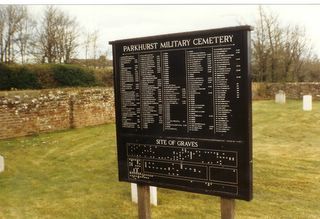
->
[0,6,29,63]
[0,5,319,81]
[0,5,105,65]
[252,6,318,82]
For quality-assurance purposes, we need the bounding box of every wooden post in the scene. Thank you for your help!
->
[137,184,151,219]
[220,198,235,219]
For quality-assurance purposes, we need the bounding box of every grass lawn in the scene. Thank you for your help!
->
[0,100,319,218]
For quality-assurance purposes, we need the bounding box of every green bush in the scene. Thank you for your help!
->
[30,64,57,88]
[0,64,104,90]
[0,64,40,90]
[92,67,113,87]
[53,65,97,87]
[0,64,11,90]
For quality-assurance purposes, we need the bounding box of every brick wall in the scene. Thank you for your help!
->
[252,82,320,100]
[1,83,318,139]
[0,87,114,140]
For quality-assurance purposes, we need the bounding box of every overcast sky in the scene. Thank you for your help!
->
[29,5,320,59]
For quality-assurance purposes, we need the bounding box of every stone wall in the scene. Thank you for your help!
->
[0,87,114,140]
[1,82,318,140]
[252,82,320,100]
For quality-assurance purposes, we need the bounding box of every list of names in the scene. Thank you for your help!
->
[119,43,242,136]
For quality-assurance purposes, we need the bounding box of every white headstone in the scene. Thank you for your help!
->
[303,95,312,111]
[0,155,4,173]
[150,186,158,206]
[131,183,158,206]
[131,183,138,203]
[275,90,286,104]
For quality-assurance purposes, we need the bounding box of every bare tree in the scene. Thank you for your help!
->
[0,5,28,63]
[82,29,99,67]
[63,16,78,63]
[0,7,5,62]
[252,6,312,82]
[35,6,79,64]
[84,32,91,63]
[16,7,36,63]
[301,55,320,82]
[252,6,269,82]
[35,6,57,63]
[92,30,99,61]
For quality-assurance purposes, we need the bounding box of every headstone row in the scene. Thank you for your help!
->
[275,91,313,111]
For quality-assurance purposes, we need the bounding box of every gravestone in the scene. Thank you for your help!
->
[303,95,312,111]
[131,183,158,206]
[0,155,4,173]
[131,183,138,203]
[149,186,157,206]
[275,90,286,104]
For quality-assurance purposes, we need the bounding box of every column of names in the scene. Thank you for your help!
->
[139,53,162,129]
[212,47,233,133]
[120,55,140,129]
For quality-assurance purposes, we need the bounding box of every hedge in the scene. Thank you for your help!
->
[53,65,97,87]
[0,64,41,90]
[0,64,112,90]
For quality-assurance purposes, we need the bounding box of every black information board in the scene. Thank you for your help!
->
[110,26,252,201]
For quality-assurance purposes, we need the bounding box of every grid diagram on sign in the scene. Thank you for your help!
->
[127,143,239,194]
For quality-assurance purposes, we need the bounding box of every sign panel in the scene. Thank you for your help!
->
[110,26,253,201]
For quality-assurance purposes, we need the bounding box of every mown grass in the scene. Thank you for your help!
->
[0,100,319,218]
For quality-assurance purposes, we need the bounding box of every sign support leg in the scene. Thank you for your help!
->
[137,184,151,219]
[220,197,235,219]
